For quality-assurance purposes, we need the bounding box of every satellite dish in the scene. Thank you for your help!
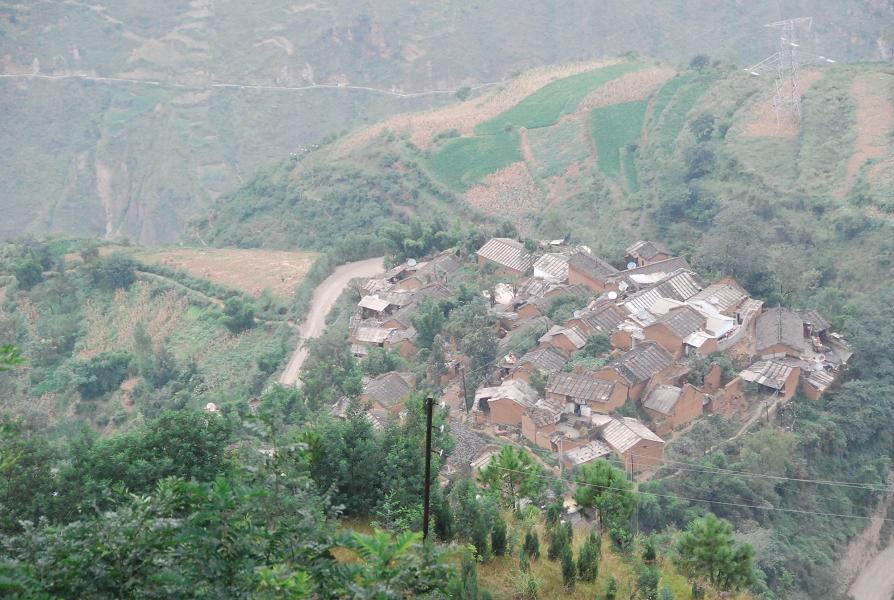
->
[407,258,417,267]
[626,261,637,270]
[607,291,618,300]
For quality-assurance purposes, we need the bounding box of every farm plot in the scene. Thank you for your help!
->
[590,100,648,181]
[428,130,522,191]
[655,78,713,148]
[527,120,591,179]
[139,247,318,299]
[475,62,642,135]
[647,72,695,129]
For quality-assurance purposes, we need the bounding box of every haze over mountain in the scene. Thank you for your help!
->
[1,0,892,243]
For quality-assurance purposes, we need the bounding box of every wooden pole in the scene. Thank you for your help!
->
[422,396,434,542]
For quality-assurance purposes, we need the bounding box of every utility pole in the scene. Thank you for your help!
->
[422,395,434,542]
[459,364,468,413]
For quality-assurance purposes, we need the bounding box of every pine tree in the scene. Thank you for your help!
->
[605,576,618,600]
[560,545,575,590]
[523,530,540,560]
[547,522,568,561]
[471,513,490,560]
[577,531,600,582]
[491,513,507,556]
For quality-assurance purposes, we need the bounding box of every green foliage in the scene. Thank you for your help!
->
[573,460,635,530]
[429,130,522,191]
[655,77,713,149]
[223,296,256,333]
[605,576,619,600]
[89,254,137,290]
[548,522,572,562]
[411,299,446,349]
[362,347,407,377]
[523,530,541,561]
[11,256,43,290]
[0,344,23,372]
[577,530,601,582]
[675,513,755,591]
[491,513,508,556]
[477,62,641,134]
[527,119,590,178]
[636,565,660,600]
[479,445,545,508]
[590,100,648,179]
[71,350,132,399]
[560,543,576,589]
[580,334,610,358]
[545,293,586,323]
[689,112,715,142]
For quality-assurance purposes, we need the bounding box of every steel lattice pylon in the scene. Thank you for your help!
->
[745,17,835,126]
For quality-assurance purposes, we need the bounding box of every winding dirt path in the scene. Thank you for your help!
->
[278,257,384,386]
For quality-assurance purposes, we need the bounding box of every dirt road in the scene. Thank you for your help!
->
[849,540,894,600]
[278,257,384,386]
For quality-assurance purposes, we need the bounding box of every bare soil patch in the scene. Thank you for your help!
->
[578,67,676,111]
[742,69,825,137]
[465,162,543,230]
[333,59,620,154]
[518,127,537,173]
[844,72,894,190]
[140,247,317,299]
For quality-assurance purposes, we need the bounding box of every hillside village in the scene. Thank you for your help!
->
[338,236,853,484]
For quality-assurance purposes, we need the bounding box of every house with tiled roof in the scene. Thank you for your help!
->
[476,238,532,276]
[644,306,713,358]
[394,252,462,290]
[533,253,570,283]
[642,384,705,435]
[596,341,676,401]
[595,416,665,471]
[362,372,416,414]
[539,324,588,354]
[560,440,613,470]
[739,359,801,401]
[474,378,540,427]
[567,251,619,292]
[568,301,627,337]
[546,371,626,414]
[625,240,671,267]
[610,256,692,291]
[521,398,565,449]
[510,344,569,383]
[754,307,808,359]
[689,279,749,316]
[622,270,704,314]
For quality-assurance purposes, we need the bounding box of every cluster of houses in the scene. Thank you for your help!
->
[337,236,851,477]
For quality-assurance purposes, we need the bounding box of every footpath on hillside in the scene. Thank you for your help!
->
[279,257,385,386]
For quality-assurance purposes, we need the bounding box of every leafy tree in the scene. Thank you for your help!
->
[71,350,132,399]
[223,297,256,333]
[659,584,676,600]
[580,334,610,358]
[642,536,657,563]
[573,460,635,529]
[675,513,755,591]
[689,113,716,142]
[90,254,137,290]
[528,369,547,396]
[0,344,23,372]
[479,446,544,508]
[411,299,446,349]
[363,346,406,376]
[684,146,715,181]
[455,86,471,101]
[471,513,490,559]
[11,256,42,290]
[690,55,711,71]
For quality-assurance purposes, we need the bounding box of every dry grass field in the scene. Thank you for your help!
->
[139,247,318,299]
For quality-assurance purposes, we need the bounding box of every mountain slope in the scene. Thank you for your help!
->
[2,1,893,243]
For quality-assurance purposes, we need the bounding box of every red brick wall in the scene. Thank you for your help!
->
[643,324,684,358]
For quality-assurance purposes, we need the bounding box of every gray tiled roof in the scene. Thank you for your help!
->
[739,359,795,390]
[654,306,705,338]
[516,344,569,374]
[365,372,414,408]
[547,372,617,404]
[563,440,612,465]
[609,341,674,385]
[689,281,748,313]
[623,270,704,313]
[568,251,619,281]
[533,253,570,281]
[625,240,669,261]
[755,307,806,353]
[477,238,531,273]
[798,309,830,333]
[576,303,627,335]
[642,384,683,415]
[599,417,664,454]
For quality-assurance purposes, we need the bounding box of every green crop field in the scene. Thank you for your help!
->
[475,62,642,135]
[655,77,714,148]
[527,120,591,178]
[428,130,522,190]
[590,100,648,180]
[648,72,696,128]
[621,148,640,192]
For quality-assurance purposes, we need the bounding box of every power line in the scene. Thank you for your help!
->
[488,464,894,523]
[629,452,894,494]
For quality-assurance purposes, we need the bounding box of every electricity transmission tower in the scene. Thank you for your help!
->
[745,17,836,125]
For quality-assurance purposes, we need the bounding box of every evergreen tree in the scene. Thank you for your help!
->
[637,566,660,600]
[605,576,618,600]
[676,513,755,591]
[471,513,490,560]
[577,531,600,582]
[560,545,575,590]
[523,530,540,561]
[573,460,635,530]
[547,522,570,561]
[491,513,507,556]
